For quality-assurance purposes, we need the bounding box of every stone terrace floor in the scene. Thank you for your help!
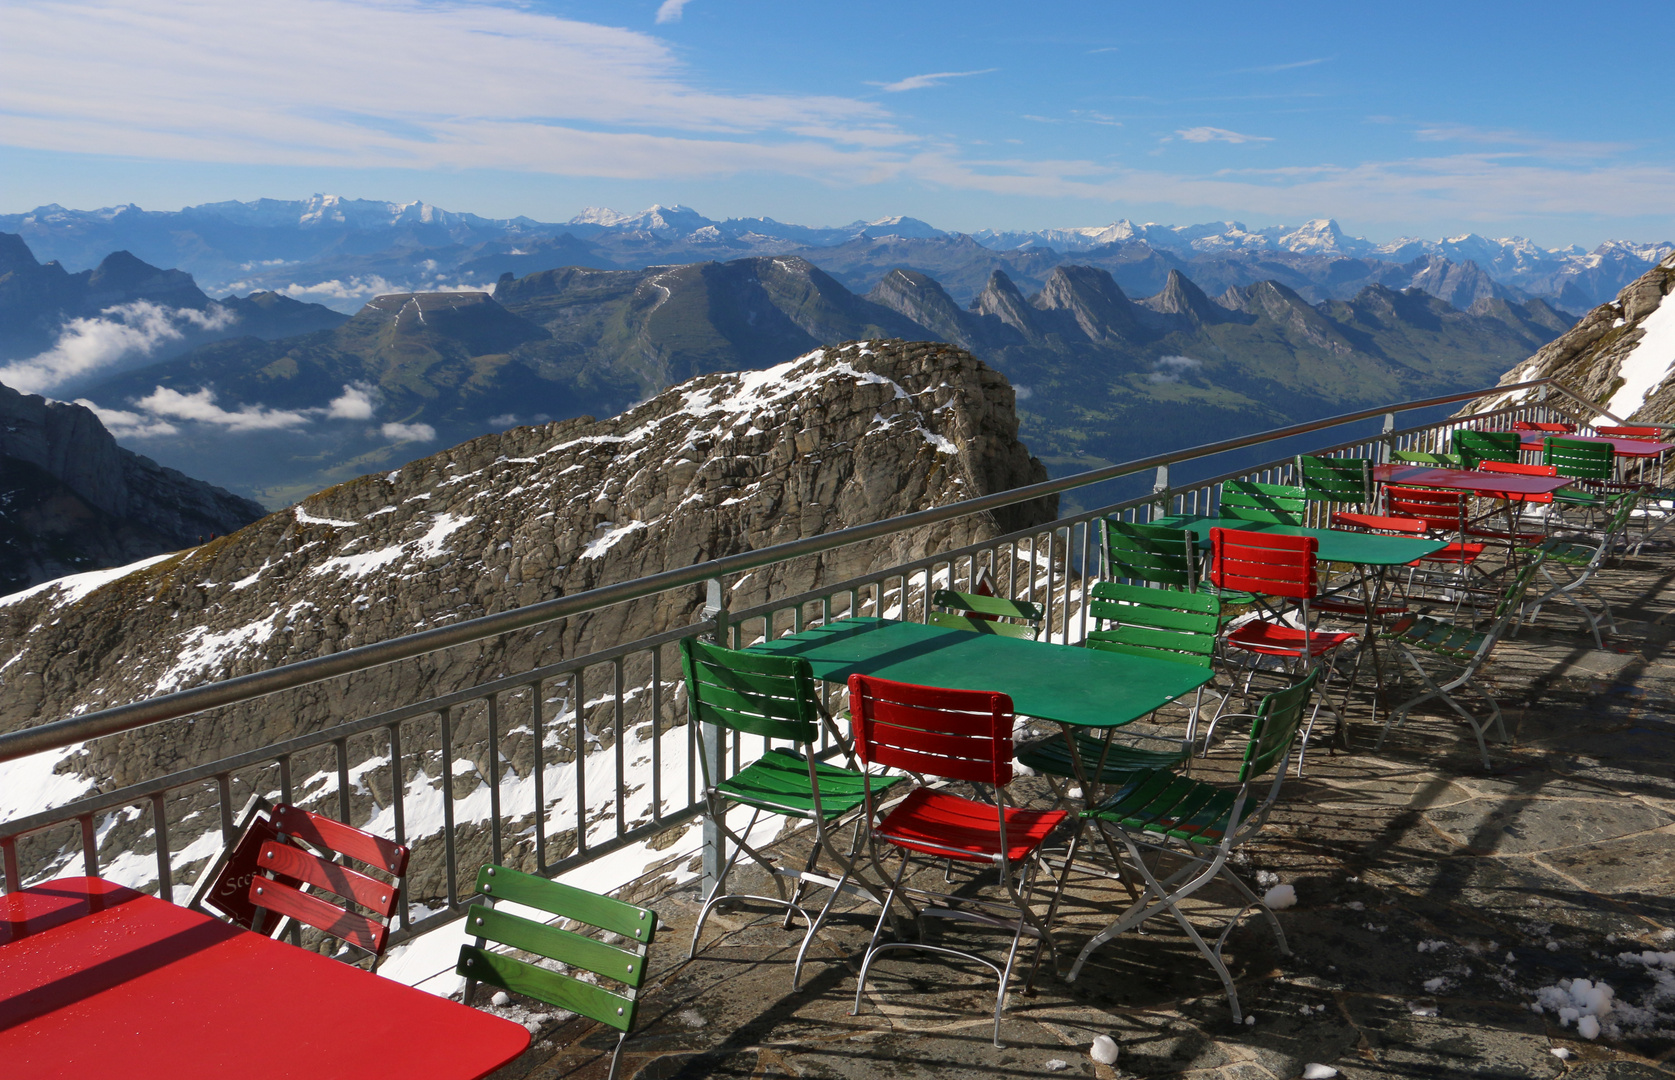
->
[486,537,1675,1080]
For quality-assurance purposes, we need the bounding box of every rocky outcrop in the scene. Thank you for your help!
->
[1139,268,1239,327]
[971,269,1042,340]
[0,382,266,592]
[1463,252,1675,422]
[1034,265,1146,340]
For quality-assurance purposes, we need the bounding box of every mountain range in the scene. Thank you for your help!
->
[67,246,1569,509]
[3,196,1666,317]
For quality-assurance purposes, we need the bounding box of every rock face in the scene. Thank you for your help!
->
[0,340,1052,897]
[1463,252,1675,422]
[0,382,266,593]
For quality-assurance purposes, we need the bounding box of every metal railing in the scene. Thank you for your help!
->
[0,375,1615,960]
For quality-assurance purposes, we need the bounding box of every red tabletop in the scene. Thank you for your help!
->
[1515,432,1674,458]
[0,877,529,1078]
[1373,463,1573,496]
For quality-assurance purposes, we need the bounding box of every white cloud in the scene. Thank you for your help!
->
[1149,355,1204,383]
[0,302,236,395]
[73,399,180,438]
[654,0,692,24]
[382,422,437,442]
[1175,127,1273,145]
[135,387,312,431]
[1,0,904,178]
[874,69,997,93]
[1235,58,1330,75]
[327,383,377,419]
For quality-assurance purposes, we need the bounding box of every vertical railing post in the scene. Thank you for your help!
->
[1380,412,1396,463]
[701,577,729,897]
[1152,464,1170,520]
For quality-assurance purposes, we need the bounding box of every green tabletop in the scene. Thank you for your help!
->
[749,617,1211,730]
[1154,515,1447,566]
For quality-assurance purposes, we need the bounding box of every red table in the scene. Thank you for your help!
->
[0,877,530,1078]
[1515,432,1674,458]
[1373,463,1573,498]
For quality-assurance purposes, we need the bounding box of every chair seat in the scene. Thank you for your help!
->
[1412,542,1485,566]
[1311,596,1408,617]
[1225,620,1356,658]
[1466,524,1546,544]
[874,788,1065,864]
[715,748,882,820]
[1016,731,1189,785]
[1383,615,1485,661]
[1089,768,1249,846]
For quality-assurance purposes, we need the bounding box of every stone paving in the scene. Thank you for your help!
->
[484,540,1675,1080]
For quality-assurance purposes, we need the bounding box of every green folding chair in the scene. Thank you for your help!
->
[456,864,657,1080]
[928,589,1043,639]
[1376,548,1548,769]
[681,637,894,989]
[1106,516,1254,610]
[1295,454,1372,511]
[1452,430,1521,470]
[1519,493,1636,648]
[1016,581,1219,792]
[1063,671,1319,1023]
[1218,479,1307,526]
[1541,437,1622,525]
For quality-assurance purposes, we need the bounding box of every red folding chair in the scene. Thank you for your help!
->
[1206,528,1357,770]
[846,674,1067,1049]
[247,803,410,969]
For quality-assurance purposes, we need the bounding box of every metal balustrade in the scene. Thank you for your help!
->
[0,376,1634,964]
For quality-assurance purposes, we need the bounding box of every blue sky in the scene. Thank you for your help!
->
[3,0,1673,247]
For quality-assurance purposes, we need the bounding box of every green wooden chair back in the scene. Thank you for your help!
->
[1452,430,1521,468]
[1237,670,1319,784]
[1103,518,1198,589]
[456,864,658,1033]
[929,590,1042,639]
[1218,479,1307,526]
[1543,437,1614,482]
[1295,455,1371,505]
[681,638,821,745]
[1392,450,1465,468]
[1086,581,1219,668]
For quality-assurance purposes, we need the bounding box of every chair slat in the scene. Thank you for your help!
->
[926,612,1040,638]
[1087,626,1216,659]
[1089,580,1220,615]
[472,864,658,943]
[271,804,408,875]
[931,590,1044,622]
[256,841,399,917]
[247,877,387,953]
[457,945,638,1031]
[465,904,647,987]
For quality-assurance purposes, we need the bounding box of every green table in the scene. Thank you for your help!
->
[751,617,1211,729]
[1154,515,1447,565]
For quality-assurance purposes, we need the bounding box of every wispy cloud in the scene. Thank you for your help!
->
[873,69,997,93]
[135,387,312,432]
[1235,57,1330,74]
[0,301,236,395]
[654,0,692,24]
[1412,123,1628,160]
[382,421,436,442]
[1173,126,1274,144]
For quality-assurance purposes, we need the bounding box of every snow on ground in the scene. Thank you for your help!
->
[0,743,94,824]
[1602,295,1675,420]
[0,552,177,612]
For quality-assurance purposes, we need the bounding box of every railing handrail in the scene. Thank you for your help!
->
[0,376,1567,765]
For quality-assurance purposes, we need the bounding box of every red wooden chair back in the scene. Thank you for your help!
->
[1209,527,1318,600]
[248,803,410,960]
[847,674,1013,786]
[1596,425,1661,440]
[1384,485,1468,534]
[1478,460,1558,504]
[1513,420,1577,433]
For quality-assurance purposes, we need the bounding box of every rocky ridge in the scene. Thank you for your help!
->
[0,340,1053,900]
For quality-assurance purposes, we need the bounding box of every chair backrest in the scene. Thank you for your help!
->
[1596,425,1661,440]
[1453,430,1521,468]
[681,638,822,788]
[928,589,1042,639]
[1329,511,1426,536]
[1384,485,1467,534]
[1478,460,1558,504]
[1543,436,1614,482]
[1391,449,1466,468]
[1218,479,1307,526]
[1514,420,1577,433]
[1085,581,1219,668]
[1209,527,1318,601]
[248,803,409,959]
[1295,455,1371,506]
[456,864,657,1033]
[847,674,1012,786]
[1236,670,1319,784]
[1103,518,1199,589]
